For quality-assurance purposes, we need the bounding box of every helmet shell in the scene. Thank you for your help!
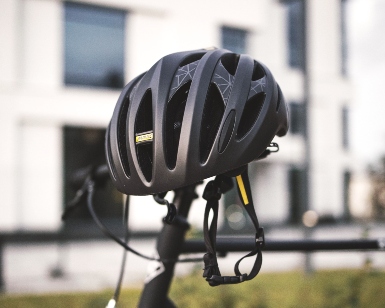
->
[106,49,289,195]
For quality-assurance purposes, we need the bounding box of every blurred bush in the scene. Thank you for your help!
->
[1,269,384,307]
[171,268,385,308]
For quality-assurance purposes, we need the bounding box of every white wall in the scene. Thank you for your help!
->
[307,0,353,217]
[252,162,290,223]
[0,94,19,230]
[23,0,62,89]
[19,123,62,230]
[0,0,20,87]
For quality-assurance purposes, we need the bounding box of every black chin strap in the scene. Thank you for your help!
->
[202,167,264,286]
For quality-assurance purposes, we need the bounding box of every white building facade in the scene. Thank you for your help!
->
[0,0,353,233]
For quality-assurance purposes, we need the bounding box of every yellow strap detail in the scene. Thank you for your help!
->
[236,175,249,205]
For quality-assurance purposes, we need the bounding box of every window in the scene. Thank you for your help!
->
[222,181,255,234]
[340,0,348,76]
[221,26,248,54]
[343,170,351,220]
[63,126,123,232]
[288,167,308,224]
[64,2,126,89]
[342,106,349,149]
[289,102,306,135]
[285,0,305,69]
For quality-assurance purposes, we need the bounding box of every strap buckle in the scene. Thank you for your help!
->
[202,181,222,201]
[206,274,248,286]
[153,194,177,224]
[256,227,265,248]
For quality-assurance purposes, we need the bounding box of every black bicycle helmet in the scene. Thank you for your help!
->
[106,48,288,196]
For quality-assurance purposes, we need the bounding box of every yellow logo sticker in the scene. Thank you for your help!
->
[135,132,153,144]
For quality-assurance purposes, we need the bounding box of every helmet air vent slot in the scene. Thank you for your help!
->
[200,83,225,163]
[165,81,191,169]
[220,53,240,76]
[179,52,205,67]
[252,61,265,81]
[237,92,266,140]
[135,89,154,182]
[117,95,131,178]
[106,124,117,180]
[276,84,283,112]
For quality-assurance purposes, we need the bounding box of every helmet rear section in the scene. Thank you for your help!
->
[106,49,289,195]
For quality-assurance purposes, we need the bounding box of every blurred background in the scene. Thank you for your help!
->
[0,0,385,297]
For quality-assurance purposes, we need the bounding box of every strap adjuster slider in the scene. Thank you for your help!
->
[256,227,265,248]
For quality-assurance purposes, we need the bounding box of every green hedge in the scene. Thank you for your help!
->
[1,269,384,307]
[170,269,385,308]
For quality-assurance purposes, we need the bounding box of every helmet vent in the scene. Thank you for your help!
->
[117,95,131,178]
[106,124,117,180]
[220,53,240,76]
[252,61,265,81]
[237,92,266,139]
[200,83,225,163]
[276,84,282,112]
[135,89,153,182]
[179,52,205,67]
[165,81,191,169]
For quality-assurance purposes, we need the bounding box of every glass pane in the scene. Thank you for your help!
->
[289,168,308,224]
[342,106,349,149]
[64,2,125,88]
[286,0,305,69]
[222,181,255,234]
[343,170,351,220]
[63,126,122,222]
[221,26,248,54]
[340,0,348,76]
[289,102,306,135]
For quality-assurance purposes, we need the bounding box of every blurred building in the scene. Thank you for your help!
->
[0,0,353,235]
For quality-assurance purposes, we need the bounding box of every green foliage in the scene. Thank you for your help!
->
[169,269,385,308]
[0,289,141,308]
[1,269,385,307]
